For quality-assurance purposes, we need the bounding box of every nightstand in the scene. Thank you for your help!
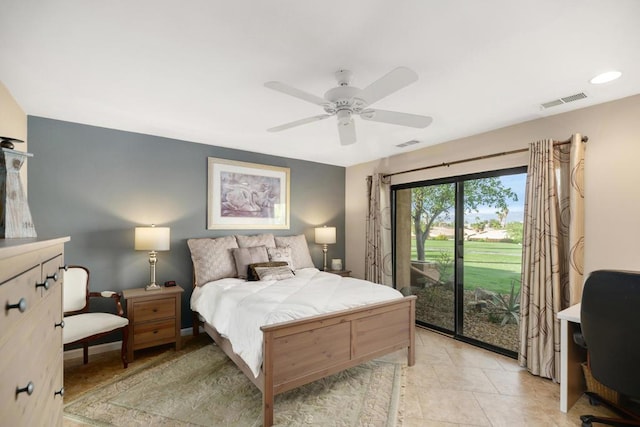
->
[327,270,351,277]
[122,285,184,362]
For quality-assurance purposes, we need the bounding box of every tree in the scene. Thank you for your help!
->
[412,179,518,260]
[496,207,509,228]
[505,221,524,244]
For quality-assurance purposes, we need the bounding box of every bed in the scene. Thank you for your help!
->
[188,233,416,427]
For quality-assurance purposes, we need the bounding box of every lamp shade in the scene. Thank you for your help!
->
[315,226,336,245]
[135,226,170,251]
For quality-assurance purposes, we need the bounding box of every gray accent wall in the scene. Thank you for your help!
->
[27,116,345,330]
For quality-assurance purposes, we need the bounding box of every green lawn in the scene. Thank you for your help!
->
[411,239,521,294]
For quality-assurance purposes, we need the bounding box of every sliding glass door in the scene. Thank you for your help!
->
[393,168,526,355]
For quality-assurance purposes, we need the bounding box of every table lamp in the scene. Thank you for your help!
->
[135,225,170,290]
[315,226,336,271]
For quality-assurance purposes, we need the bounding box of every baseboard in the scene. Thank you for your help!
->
[63,327,200,361]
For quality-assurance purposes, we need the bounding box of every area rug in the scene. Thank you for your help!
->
[64,343,405,426]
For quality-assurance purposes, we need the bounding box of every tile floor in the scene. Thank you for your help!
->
[64,327,616,426]
[399,327,615,426]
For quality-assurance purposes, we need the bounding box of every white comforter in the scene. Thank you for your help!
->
[191,268,403,377]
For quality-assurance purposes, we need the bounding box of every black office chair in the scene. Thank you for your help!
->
[579,270,640,427]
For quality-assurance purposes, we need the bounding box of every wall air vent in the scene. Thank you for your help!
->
[541,92,587,109]
[396,139,421,148]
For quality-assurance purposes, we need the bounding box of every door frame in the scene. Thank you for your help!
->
[391,166,527,358]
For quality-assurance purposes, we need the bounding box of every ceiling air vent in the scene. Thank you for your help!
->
[541,92,587,109]
[396,139,421,148]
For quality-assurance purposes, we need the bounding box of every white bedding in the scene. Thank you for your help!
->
[190,267,403,377]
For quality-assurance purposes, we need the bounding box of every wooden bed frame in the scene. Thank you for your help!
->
[193,293,416,426]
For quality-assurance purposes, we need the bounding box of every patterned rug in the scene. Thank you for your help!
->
[64,343,405,426]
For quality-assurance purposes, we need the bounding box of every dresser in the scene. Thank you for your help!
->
[0,237,69,426]
[122,285,184,362]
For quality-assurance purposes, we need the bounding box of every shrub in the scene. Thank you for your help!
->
[487,279,520,326]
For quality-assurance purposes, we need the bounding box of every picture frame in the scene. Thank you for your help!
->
[207,157,290,229]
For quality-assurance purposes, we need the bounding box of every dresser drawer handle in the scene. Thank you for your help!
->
[6,298,27,313]
[35,280,49,290]
[59,265,68,271]
[47,272,59,282]
[16,381,34,396]
[54,387,65,397]
[55,320,65,329]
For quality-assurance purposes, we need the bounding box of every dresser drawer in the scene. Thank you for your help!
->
[0,282,62,426]
[41,254,63,292]
[132,298,176,322]
[133,318,176,346]
[0,265,42,337]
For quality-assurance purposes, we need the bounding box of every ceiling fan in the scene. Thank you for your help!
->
[264,67,432,146]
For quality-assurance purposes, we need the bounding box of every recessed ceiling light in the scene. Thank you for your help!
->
[590,71,622,84]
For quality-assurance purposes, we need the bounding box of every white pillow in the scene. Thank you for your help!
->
[274,234,315,269]
[187,236,238,286]
[267,246,295,270]
[236,233,276,248]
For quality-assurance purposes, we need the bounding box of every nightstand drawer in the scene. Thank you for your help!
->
[132,298,175,322]
[133,318,176,345]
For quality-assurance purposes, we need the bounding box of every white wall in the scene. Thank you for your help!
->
[346,94,640,280]
[0,81,28,187]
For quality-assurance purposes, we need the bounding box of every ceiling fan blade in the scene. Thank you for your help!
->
[356,67,419,106]
[267,114,332,132]
[360,109,433,128]
[264,81,327,106]
[338,120,356,145]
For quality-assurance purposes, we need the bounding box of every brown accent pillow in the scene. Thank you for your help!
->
[247,261,289,281]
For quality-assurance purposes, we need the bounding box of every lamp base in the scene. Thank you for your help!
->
[145,283,162,291]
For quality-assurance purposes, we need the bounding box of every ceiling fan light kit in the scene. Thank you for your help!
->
[265,67,432,145]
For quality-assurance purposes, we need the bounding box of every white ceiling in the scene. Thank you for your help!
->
[1,0,639,167]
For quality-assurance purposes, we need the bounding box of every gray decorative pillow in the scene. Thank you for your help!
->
[274,234,315,269]
[254,266,295,281]
[231,246,269,279]
[247,261,288,281]
[236,233,276,248]
[187,236,239,286]
[267,246,294,270]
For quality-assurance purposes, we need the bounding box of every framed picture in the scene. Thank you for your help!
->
[207,157,290,229]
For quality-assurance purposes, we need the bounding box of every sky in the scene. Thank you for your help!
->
[463,173,527,225]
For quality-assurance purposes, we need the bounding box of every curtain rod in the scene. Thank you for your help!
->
[383,135,588,178]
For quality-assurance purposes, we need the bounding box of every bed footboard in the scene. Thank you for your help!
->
[260,295,416,426]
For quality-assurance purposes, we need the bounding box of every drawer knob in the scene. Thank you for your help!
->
[35,280,50,290]
[59,265,68,271]
[6,298,27,313]
[55,320,65,329]
[16,381,34,396]
[47,272,59,282]
[54,387,65,397]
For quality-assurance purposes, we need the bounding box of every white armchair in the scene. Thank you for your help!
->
[63,266,129,368]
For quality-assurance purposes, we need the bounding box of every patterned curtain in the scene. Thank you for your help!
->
[518,134,585,381]
[365,173,393,286]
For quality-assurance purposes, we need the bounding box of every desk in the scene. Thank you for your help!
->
[557,303,587,412]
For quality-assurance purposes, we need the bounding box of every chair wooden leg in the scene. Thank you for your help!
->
[121,325,129,369]
[83,343,89,364]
